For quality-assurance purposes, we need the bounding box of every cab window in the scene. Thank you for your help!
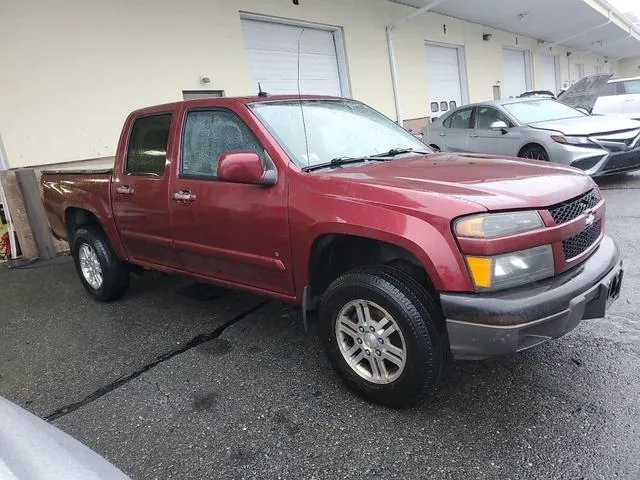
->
[126,114,172,176]
[443,108,473,129]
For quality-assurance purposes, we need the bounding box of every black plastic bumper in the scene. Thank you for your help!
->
[440,235,623,359]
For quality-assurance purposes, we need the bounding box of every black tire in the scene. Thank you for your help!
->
[319,265,447,408]
[72,227,130,302]
[519,145,549,162]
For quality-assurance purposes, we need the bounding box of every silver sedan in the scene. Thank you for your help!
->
[422,97,640,177]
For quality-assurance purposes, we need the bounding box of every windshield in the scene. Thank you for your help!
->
[249,99,429,168]
[503,99,586,124]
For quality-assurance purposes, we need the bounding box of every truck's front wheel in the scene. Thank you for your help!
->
[319,266,447,408]
[72,227,130,302]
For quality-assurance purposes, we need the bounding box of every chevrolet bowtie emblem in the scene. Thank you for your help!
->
[585,211,596,226]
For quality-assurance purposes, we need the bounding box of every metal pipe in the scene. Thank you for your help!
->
[0,136,17,259]
[539,12,612,52]
[387,0,448,124]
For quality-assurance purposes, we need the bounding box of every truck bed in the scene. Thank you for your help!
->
[41,168,113,175]
[41,170,113,242]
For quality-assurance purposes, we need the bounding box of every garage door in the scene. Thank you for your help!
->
[241,19,344,96]
[571,63,585,85]
[425,44,464,118]
[503,48,530,98]
[539,55,559,94]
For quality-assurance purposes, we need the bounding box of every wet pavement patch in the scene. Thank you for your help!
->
[195,338,233,356]
[193,391,219,412]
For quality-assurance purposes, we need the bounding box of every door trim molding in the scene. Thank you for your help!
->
[175,239,286,272]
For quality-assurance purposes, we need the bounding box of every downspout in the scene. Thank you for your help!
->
[387,0,449,125]
[0,135,17,259]
[539,11,612,52]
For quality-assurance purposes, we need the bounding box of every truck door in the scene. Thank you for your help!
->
[168,106,294,296]
[111,112,182,269]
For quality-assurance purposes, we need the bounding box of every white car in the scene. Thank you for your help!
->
[0,397,129,479]
[592,75,640,120]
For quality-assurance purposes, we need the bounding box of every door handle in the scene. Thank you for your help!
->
[172,190,196,203]
[469,133,479,138]
[439,133,447,137]
[116,185,134,195]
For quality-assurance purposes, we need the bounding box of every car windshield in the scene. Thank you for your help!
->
[503,99,586,124]
[249,99,429,169]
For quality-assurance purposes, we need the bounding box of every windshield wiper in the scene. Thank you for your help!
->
[302,156,386,172]
[368,147,431,158]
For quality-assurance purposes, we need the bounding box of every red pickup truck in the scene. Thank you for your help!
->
[42,96,623,407]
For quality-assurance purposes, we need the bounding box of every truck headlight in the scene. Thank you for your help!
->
[465,245,555,291]
[454,211,543,239]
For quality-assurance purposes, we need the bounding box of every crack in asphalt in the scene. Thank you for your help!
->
[44,300,270,422]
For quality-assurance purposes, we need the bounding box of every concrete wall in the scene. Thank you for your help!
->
[0,0,611,169]
[615,58,640,78]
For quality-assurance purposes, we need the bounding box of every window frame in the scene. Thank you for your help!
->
[444,107,474,129]
[125,113,173,177]
[179,107,267,181]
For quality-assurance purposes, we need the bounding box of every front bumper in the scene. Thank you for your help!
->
[440,235,622,359]
[559,144,640,177]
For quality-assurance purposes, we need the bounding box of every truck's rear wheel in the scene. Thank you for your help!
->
[72,227,129,302]
[319,265,446,408]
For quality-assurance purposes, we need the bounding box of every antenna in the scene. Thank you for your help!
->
[257,82,269,97]
[297,28,311,169]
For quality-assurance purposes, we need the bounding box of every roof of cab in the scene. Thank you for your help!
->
[130,94,346,116]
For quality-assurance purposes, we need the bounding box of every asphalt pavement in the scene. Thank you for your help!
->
[1,174,640,479]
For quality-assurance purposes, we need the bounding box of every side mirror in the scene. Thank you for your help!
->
[490,120,508,131]
[217,152,276,186]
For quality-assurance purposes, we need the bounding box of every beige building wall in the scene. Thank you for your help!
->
[0,0,613,169]
[615,58,640,78]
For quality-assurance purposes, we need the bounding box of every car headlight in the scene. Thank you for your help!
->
[551,135,596,147]
[454,211,543,239]
[465,245,555,291]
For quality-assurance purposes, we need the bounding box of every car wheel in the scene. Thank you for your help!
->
[72,227,130,302]
[519,145,549,162]
[319,265,447,408]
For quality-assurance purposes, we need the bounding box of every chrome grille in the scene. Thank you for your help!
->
[562,221,601,260]
[592,128,640,152]
[549,189,601,225]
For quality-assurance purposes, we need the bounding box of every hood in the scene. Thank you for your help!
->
[529,115,640,135]
[319,153,594,211]
[557,73,613,112]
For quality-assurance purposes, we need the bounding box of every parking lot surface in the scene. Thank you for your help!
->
[2,174,640,479]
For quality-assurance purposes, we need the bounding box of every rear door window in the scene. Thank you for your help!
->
[444,108,473,129]
[126,114,172,176]
[622,80,640,95]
